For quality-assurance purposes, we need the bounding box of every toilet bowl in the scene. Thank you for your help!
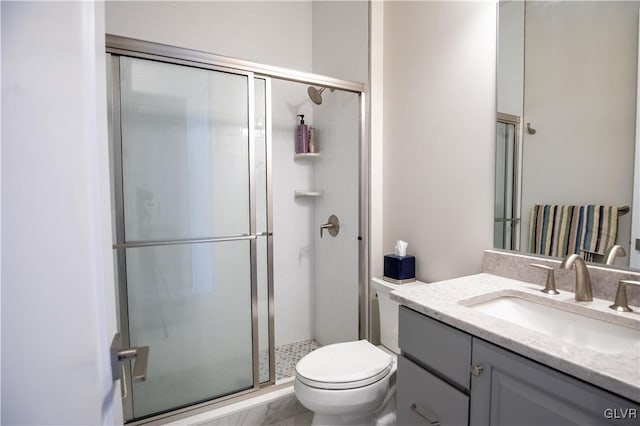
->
[294,278,403,426]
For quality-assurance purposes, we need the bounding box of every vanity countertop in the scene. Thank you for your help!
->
[390,273,640,403]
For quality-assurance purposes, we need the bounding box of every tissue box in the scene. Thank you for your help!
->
[383,255,416,284]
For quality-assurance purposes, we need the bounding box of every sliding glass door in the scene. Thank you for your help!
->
[110,56,266,421]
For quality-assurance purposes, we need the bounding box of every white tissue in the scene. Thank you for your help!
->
[393,240,408,257]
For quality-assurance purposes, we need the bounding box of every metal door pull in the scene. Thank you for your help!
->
[320,215,340,238]
[471,364,484,376]
[410,403,441,426]
[125,346,149,382]
[111,333,150,382]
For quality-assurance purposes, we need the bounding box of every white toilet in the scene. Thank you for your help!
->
[294,278,402,426]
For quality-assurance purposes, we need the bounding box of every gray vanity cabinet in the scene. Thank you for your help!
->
[397,355,469,426]
[469,338,640,425]
[397,306,640,426]
[397,306,472,425]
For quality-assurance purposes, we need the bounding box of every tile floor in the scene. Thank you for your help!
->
[275,339,320,380]
[259,339,321,382]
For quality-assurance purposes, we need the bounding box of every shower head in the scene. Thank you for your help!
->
[308,86,325,105]
[307,86,335,105]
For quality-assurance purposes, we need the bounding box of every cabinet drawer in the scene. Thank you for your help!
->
[397,355,469,426]
[399,306,472,389]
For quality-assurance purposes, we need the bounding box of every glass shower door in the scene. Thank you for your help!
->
[113,56,258,421]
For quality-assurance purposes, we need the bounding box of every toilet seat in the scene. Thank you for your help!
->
[295,340,393,390]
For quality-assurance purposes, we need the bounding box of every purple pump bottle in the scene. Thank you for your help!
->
[295,114,309,154]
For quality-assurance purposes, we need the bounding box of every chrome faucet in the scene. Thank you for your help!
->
[560,254,593,301]
[604,245,627,265]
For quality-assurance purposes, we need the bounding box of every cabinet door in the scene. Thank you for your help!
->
[397,355,469,426]
[470,339,640,425]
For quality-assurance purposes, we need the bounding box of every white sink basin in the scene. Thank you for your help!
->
[467,295,640,355]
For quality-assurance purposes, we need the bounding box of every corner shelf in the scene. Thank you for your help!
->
[294,152,321,160]
[294,190,323,198]
[293,152,322,198]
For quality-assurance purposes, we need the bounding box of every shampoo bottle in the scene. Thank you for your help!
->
[295,114,309,153]
[308,127,316,153]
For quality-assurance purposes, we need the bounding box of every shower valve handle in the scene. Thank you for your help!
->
[320,215,340,238]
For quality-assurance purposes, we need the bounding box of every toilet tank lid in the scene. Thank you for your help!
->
[295,340,392,385]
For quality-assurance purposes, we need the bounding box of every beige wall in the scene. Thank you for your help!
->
[379,1,497,282]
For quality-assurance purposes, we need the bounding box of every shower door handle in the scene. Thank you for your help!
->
[320,215,340,238]
[110,333,150,382]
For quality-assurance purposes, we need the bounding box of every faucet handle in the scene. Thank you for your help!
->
[319,214,340,238]
[530,263,559,295]
[609,280,640,312]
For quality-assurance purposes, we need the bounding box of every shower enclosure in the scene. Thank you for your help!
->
[106,36,367,423]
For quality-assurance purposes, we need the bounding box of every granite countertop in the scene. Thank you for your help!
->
[390,273,640,403]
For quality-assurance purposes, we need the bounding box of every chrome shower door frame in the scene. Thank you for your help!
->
[495,112,523,251]
[108,53,261,422]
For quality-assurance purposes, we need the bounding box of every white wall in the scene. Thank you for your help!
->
[520,1,638,253]
[497,0,524,117]
[380,1,496,282]
[370,1,385,283]
[106,1,313,73]
[311,1,369,84]
[1,2,120,424]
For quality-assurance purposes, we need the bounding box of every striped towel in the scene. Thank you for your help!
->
[528,205,618,257]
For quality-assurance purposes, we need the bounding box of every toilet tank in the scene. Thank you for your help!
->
[371,278,401,354]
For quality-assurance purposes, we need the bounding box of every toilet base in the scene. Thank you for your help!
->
[310,389,396,426]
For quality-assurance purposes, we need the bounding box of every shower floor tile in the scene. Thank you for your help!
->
[259,339,321,382]
[276,339,320,380]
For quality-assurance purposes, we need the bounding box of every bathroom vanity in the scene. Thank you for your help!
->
[392,274,640,426]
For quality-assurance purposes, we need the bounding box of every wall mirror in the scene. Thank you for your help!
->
[495,0,640,270]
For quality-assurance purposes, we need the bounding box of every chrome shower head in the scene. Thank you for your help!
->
[307,86,334,105]
[308,86,326,105]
